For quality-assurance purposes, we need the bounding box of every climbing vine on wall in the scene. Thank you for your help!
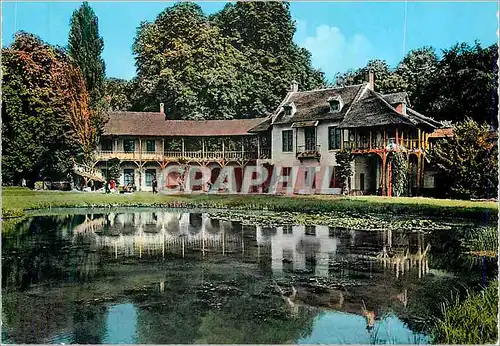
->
[391,152,409,197]
[336,149,354,195]
[107,158,121,182]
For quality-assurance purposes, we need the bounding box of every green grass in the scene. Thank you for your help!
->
[1,187,497,221]
[432,280,498,344]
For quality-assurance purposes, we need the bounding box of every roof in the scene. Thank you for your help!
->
[248,117,272,133]
[291,120,318,128]
[103,112,266,137]
[429,128,453,138]
[271,83,439,130]
[406,108,442,128]
[339,89,414,128]
[382,92,409,106]
[272,84,364,125]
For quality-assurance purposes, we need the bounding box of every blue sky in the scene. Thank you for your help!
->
[2,1,498,82]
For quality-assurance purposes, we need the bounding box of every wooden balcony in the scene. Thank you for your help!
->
[343,137,427,154]
[96,149,271,162]
[296,145,321,160]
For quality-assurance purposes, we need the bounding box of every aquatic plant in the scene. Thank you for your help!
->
[462,226,498,257]
[431,280,498,344]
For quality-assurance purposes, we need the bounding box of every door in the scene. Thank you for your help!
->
[305,127,316,151]
[360,173,365,191]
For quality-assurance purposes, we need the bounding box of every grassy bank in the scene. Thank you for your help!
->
[432,280,498,344]
[2,187,497,221]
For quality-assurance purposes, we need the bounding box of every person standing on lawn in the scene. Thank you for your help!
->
[152,176,158,194]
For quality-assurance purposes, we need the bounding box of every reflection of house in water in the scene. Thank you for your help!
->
[70,212,431,281]
[256,225,339,277]
[74,212,252,258]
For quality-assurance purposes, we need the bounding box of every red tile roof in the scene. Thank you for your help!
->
[103,112,268,137]
[429,128,453,138]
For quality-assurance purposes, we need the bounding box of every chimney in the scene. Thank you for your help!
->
[291,80,299,93]
[368,71,374,91]
[160,103,165,114]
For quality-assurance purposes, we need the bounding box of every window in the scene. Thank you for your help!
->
[304,127,316,151]
[329,100,340,112]
[329,166,340,188]
[124,169,135,186]
[145,169,156,187]
[305,225,316,236]
[283,225,293,234]
[282,130,293,152]
[124,139,135,153]
[101,138,113,151]
[146,140,155,152]
[284,106,292,116]
[328,127,342,150]
[282,167,292,188]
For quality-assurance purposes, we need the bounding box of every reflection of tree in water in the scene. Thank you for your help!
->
[2,215,107,343]
[71,303,108,344]
[133,262,316,344]
[2,292,71,343]
[2,215,76,290]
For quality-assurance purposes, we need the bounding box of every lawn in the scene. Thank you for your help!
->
[2,187,497,221]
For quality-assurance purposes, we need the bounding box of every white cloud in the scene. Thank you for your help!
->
[296,22,375,81]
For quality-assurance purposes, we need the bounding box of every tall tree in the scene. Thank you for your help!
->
[419,42,498,126]
[68,2,107,128]
[334,59,407,94]
[429,119,498,199]
[212,2,325,116]
[2,32,92,185]
[105,78,132,111]
[131,3,248,119]
[131,2,325,119]
[395,46,438,105]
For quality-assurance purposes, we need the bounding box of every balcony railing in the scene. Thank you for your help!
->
[343,137,426,152]
[96,149,271,162]
[296,145,321,159]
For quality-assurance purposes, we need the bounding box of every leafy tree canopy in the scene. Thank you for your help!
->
[105,77,133,111]
[333,42,497,127]
[2,32,94,185]
[131,2,325,119]
[68,1,107,123]
[429,119,498,199]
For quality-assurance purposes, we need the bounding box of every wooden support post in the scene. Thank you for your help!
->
[395,128,399,150]
[257,135,261,159]
[416,154,421,196]
[388,160,392,197]
[420,155,425,193]
[241,137,244,159]
[181,138,185,157]
[341,130,344,150]
[418,129,422,150]
[384,129,387,149]
[369,131,372,150]
[381,153,387,196]
[222,139,225,158]
[162,139,165,158]
[202,138,205,159]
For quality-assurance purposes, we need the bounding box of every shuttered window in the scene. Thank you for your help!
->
[282,130,293,152]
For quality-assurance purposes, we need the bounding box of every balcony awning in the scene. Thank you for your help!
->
[291,120,319,128]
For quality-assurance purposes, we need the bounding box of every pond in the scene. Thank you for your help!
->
[1,208,495,344]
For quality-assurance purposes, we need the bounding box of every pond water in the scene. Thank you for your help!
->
[1,209,494,344]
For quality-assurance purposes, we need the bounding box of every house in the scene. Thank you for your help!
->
[250,73,442,196]
[92,73,443,195]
